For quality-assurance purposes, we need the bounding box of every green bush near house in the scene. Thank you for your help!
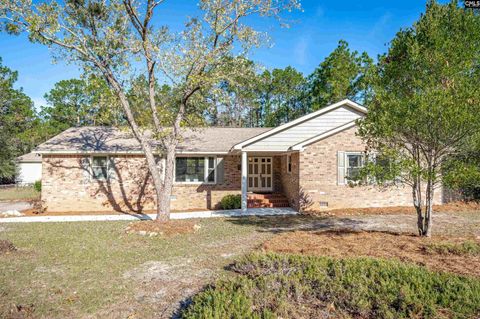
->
[220,194,241,210]
[33,180,41,192]
[182,253,480,319]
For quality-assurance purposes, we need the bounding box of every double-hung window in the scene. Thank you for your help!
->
[175,156,216,183]
[345,152,364,181]
[338,151,365,185]
[92,156,108,180]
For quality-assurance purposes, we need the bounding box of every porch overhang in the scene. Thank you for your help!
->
[233,99,367,212]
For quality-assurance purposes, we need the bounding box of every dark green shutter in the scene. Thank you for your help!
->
[216,157,225,184]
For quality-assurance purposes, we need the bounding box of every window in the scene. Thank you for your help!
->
[175,156,216,183]
[372,153,400,184]
[207,157,215,182]
[287,154,292,174]
[345,152,364,181]
[92,156,108,180]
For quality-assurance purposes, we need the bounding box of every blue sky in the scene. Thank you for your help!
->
[0,0,434,109]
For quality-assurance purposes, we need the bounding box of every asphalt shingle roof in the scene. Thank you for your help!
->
[34,126,271,154]
[17,152,42,163]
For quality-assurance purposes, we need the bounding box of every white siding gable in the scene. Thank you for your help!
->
[243,106,363,151]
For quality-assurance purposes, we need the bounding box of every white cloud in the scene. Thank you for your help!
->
[294,36,310,66]
[369,12,392,38]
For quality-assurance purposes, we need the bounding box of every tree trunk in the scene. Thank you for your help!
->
[424,178,434,237]
[413,178,434,237]
[412,179,425,236]
[156,143,176,221]
[101,70,169,222]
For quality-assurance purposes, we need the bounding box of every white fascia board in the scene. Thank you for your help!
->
[232,99,366,150]
[290,121,358,151]
[175,151,229,155]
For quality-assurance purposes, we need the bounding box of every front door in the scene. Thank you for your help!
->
[248,157,273,192]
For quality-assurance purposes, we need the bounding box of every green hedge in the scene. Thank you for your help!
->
[220,194,241,210]
[182,253,480,319]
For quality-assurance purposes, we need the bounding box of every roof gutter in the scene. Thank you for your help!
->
[35,150,230,155]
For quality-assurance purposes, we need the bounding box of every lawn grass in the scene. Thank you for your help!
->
[0,218,271,318]
[1,213,479,318]
[0,186,39,201]
[183,253,480,319]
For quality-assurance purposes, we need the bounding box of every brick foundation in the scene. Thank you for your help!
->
[41,154,243,213]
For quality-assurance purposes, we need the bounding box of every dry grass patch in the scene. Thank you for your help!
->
[0,218,273,318]
[0,240,16,255]
[262,229,480,278]
[125,220,200,237]
[305,201,480,216]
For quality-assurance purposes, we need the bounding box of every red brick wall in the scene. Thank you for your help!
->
[298,126,443,210]
[42,154,292,213]
[42,154,243,213]
[279,153,300,210]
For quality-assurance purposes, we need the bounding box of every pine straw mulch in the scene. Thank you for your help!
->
[261,229,480,278]
[125,220,200,238]
[304,201,480,217]
[0,239,17,255]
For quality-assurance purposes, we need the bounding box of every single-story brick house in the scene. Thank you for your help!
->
[34,99,442,213]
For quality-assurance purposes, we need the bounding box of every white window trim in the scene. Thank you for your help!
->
[90,155,110,181]
[286,154,292,174]
[344,152,364,182]
[174,155,217,185]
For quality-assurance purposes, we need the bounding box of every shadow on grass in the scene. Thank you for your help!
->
[224,215,367,234]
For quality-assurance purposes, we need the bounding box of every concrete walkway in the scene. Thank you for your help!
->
[0,201,32,212]
[0,207,297,223]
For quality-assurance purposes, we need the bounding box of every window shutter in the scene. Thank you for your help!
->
[337,151,345,185]
[216,157,225,184]
[108,157,117,180]
[81,157,91,184]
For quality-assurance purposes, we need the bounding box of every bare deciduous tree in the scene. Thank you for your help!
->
[1,0,300,221]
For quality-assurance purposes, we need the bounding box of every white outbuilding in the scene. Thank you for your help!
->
[16,152,42,185]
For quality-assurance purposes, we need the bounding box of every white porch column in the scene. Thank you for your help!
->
[241,151,248,212]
